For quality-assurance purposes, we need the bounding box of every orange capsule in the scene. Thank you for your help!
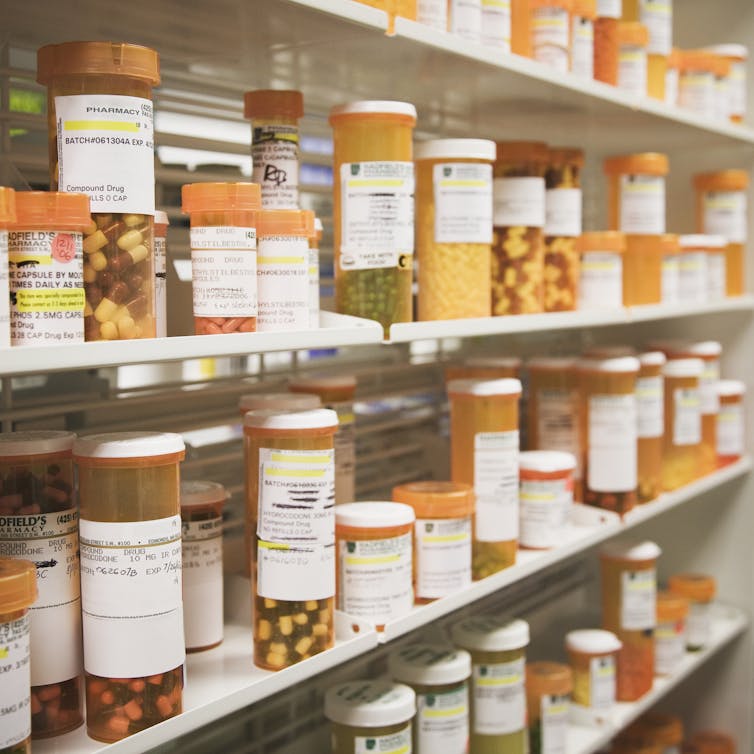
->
[124,700,143,721]
[147,674,163,686]
[107,715,130,735]
[156,695,174,718]
[128,679,145,693]
[101,690,115,705]
[88,679,108,695]
[37,684,62,702]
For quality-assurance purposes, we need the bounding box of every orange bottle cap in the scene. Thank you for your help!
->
[243,90,304,120]
[525,662,573,696]
[668,47,683,67]
[496,141,549,165]
[154,210,169,229]
[182,182,262,214]
[689,731,736,754]
[693,169,749,193]
[604,152,669,176]
[630,713,684,745]
[657,590,689,622]
[618,21,649,47]
[668,573,717,602]
[659,233,680,253]
[0,187,16,225]
[578,231,626,253]
[37,41,160,85]
[392,481,474,518]
[548,147,585,168]
[0,558,37,613]
[12,191,90,231]
[258,209,315,237]
[678,49,717,73]
[572,0,596,18]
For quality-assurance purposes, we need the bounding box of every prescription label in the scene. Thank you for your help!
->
[0,230,8,348]
[545,187,582,237]
[79,515,184,679]
[340,162,415,270]
[678,251,707,303]
[587,655,615,709]
[450,0,482,42]
[619,175,665,234]
[493,177,546,228]
[621,569,656,631]
[415,516,472,599]
[673,388,701,446]
[707,252,726,301]
[637,376,664,439]
[579,252,623,309]
[532,7,570,72]
[571,17,594,78]
[257,235,309,331]
[640,0,672,55]
[481,0,511,51]
[474,430,519,542]
[619,47,648,97]
[701,360,721,415]
[0,508,82,686]
[8,229,85,346]
[257,540,335,601]
[416,684,469,753]
[597,0,621,18]
[520,477,572,549]
[309,245,320,328]
[338,532,413,623]
[0,614,31,749]
[55,94,155,214]
[354,727,412,754]
[472,658,526,735]
[655,619,685,675]
[541,693,570,754]
[588,393,638,492]
[537,389,581,473]
[717,403,744,456]
[154,233,167,338]
[190,226,257,318]
[729,61,747,119]
[418,0,448,30]
[661,254,680,303]
[679,72,715,116]
[434,163,493,244]
[252,124,300,209]
[332,403,356,504]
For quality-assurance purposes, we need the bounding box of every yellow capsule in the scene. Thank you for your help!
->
[123,214,144,227]
[293,613,308,625]
[305,600,318,611]
[295,636,313,656]
[117,229,143,252]
[83,230,107,254]
[83,219,98,236]
[312,623,328,637]
[83,264,97,283]
[258,620,272,641]
[99,320,118,340]
[94,297,119,323]
[89,251,108,272]
[266,652,286,669]
[264,598,277,609]
[117,316,137,339]
[129,244,149,264]
[279,615,293,636]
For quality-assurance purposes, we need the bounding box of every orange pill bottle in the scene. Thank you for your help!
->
[654,590,688,676]
[0,187,17,348]
[594,0,622,85]
[637,351,666,503]
[715,380,745,466]
[668,573,716,651]
[526,662,573,754]
[604,153,668,234]
[689,731,736,754]
[445,356,522,382]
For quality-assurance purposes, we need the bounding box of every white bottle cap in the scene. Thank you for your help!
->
[243,408,338,430]
[74,432,185,459]
[451,616,530,652]
[566,629,623,654]
[519,450,577,474]
[600,539,662,561]
[335,502,415,529]
[324,681,416,727]
[662,359,705,379]
[389,644,472,686]
[414,139,496,161]
[447,378,522,397]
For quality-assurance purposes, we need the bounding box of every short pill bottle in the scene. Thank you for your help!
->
[0,558,37,754]
[392,481,474,602]
[182,182,261,336]
[688,731,735,754]
[290,375,357,505]
[622,0,673,100]
[329,101,417,338]
[243,90,304,210]
[660,358,704,490]
[335,502,414,630]
[0,432,83,738]
[665,48,681,105]
[577,231,625,310]
[637,351,666,504]
[565,629,622,721]
[604,153,668,235]
[153,210,168,338]
[617,22,649,97]
[655,591,688,677]
[180,480,227,653]
[0,187,17,349]
[74,432,186,742]
[445,356,522,382]
[492,141,548,315]
[571,0,597,79]
[530,0,573,73]
[447,378,522,579]
[668,573,716,651]
[703,44,748,123]
[512,0,532,57]
[244,408,338,670]
[594,0,622,85]
[600,540,661,701]
[388,644,471,754]
[309,217,323,328]
[37,42,160,342]
[415,138,495,322]
[325,680,416,754]
[257,209,314,332]
[579,357,640,515]
[693,170,749,297]
[678,50,717,119]
[660,233,681,305]
[715,380,745,466]
[544,147,584,313]
[8,192,90,347]
[526,661,573,754]
[630,714,683,754]
[519,450,576,549]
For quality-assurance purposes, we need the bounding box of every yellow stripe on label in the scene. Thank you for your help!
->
[520,492,556,502]
[346,554,401,565]
[348,179,405,188]
[424,533,470,543]
[423,706,466,718]
[258,256,306,265]
[265,468,326,478]
[270,453,331,464]
[0,647,7,659]
[64,120,139,132]
[258,541,290,550]
[9,253,52,266]
[16,289,85,312]
[477,676,520,687]
[338,413,356,424]
[439,180,488,188]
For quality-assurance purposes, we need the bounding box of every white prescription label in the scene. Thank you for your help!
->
[661,254,680,304]
[701,360,720,414]
[472,658,526,735]
[309,246,320,329]
[9,230,84,346]
[450,0,482,42]
[673,388,701,446]
[571,17,594,78]
[687,602,711,648]
[679,72,715,117]
[257,540,335,601]
[257,235,310,331]
[481,0,511,50]
[729,61,747,119]
[588,393,638,492]
[190,226,257,318]
[597,0,621,17]
[703,191,747,244]
[79,516,184,678]
[340,162,414,270]
[493,177,546,228]
[55,94,154,214]
[665,68,679,106]
[655,619,685,675]
[707,252,726,301]
[418,0,448,30]
[637,375,664,439]
[0,230,8,348]
[678,251,707,303]
[588,655,616,709]
[355,727,412,754]
[618,47,648,97]
[717,403,744,457]
[621,568,656,631]
[532,7,570,72]
[541,693,570,754]
[154,233,167,338]
[0,509,82,687]
[415,516,472,599]
[434,163,493,244]
[519,477,572,549]
[252,124,300,209]
[536,389,581,475]
[640,0,672,55]
[545,188,582,237]
[182,517,223,650]
[474,431,519,542]
[338,533,413,623]
[619,174,665,234]
[579,252,623,309]
[0,614,31,749]
[416,685,469,754]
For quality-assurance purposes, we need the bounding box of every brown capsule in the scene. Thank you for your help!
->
[106,281,130,305]
[125,271,145,292]
[97,270,115,289]
[125,294,148,320]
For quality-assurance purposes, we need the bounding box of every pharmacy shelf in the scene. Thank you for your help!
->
[388,296,754,343]
[566,603,749,754]
[0,312,383,378]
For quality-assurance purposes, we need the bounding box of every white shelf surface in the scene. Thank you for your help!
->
[566,603,749,754]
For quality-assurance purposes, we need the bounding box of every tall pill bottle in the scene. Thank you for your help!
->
[668,573,716,651]
[715,380,745,466]
[678,51,717,119]
[451,616,530,754]
[512,0,533,56]
[74,432,185,742]
[449,0,483,43]
[617,21,649,97]
[600,540,661,701]
[665,48,680,105]
[481,0,513,50]
[448,378,522,579]
[637,351,665,503]
[594,0,623,85]
[654,590,688,677]
[244,408,338,670]
[622,0,672,99]
[37,42,160,341]
[565,629,622,720]
[329,101,416,338]
[571,0,597,78]
[526,661,573,754]
[0,187,17,348]
[0,432,83,738]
